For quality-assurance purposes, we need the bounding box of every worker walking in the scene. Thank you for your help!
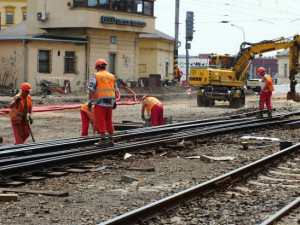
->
[9,83,33,145]
[257,67,274,118]
[141,95,164,126]
[88,59,118,147]
[80,102,97,136]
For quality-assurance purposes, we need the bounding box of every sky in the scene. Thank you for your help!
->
[154,0,300,56]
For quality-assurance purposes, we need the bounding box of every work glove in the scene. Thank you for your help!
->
[88,101,92,111]
[113,102,117,110]
[15,97,21,104]
[27,113,33,124]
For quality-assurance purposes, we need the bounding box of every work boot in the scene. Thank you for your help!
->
[267,110,272,118]
[257,111,263,119]
[107,137,114,147]
[95,138,109,147]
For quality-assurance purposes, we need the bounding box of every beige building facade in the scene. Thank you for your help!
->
[276,49,291,84]
[0,0,27,30]
[0,0,175,93]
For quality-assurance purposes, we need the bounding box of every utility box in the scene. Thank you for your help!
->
[149,74,161,88]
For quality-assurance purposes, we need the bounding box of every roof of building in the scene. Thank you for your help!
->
[0,21,88,43]
[139,29,174,41]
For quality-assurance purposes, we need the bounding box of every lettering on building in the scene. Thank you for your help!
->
[101,16,146,27]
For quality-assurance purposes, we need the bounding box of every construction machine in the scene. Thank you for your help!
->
[189,35,300,108]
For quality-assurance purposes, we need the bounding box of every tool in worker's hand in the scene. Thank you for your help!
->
[15,97,21,104]
[19,103,35,142]
[88,101,92,111]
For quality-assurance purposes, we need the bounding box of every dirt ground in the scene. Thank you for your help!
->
[0,87,300,225]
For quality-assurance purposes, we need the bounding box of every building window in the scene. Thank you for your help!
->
[65,51,76,73]
[38,50,51,73]
[284,63,287,78]
[23,12,27,21]
[109,53,116,74]
[88,0,98,7]
[143,1,152,15]
[100,0,109,9]
[73,0,154,16]
[6,12,13,24]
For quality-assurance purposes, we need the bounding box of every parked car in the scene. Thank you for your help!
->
[246,79,264,93]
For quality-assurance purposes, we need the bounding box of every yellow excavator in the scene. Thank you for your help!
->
[189,35,300,108]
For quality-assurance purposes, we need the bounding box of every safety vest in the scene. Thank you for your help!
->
[263,74,274,92]
[91,70,115,101]
[81,103,94,121]
[145,97,162,113]
[9,93,32,122]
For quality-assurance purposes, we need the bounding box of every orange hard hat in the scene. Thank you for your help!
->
[257,67,266,75]
[95,59,107,69]
[20,82,31,91]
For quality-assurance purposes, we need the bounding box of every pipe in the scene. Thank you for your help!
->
[22,40,28,82]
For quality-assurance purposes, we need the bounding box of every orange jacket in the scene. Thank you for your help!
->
[91,70,115,101]
[9,93,32,122]
[80,103,95,121]
[263,74,274,92]
[145,97,162,114]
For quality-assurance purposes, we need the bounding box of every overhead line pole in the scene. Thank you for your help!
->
[174,0,180,79]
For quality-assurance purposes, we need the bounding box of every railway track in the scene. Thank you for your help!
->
[99,143,300,225]
[0,112,298,180]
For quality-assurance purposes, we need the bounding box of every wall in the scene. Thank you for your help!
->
[27,41,86,92]
[277,55,290,84]
[139,39,173,80]
[0,0,27,29]
[0,41,24,89]
[27,0,155,36]
[87,29,138,83]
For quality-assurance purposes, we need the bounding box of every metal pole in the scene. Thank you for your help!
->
[231,24,245,42]
[185,38,189,87]
[174,0,180,77]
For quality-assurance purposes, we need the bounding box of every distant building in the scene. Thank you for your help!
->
[0,0,27,30]
[276,49,290,84]
[248,56,278,81]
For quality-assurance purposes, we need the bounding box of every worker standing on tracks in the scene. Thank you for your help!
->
[88,59,118,147]
[257,67,274,118]
[141,95,164,126]
[9,83,33,145]
[80,102,97,136]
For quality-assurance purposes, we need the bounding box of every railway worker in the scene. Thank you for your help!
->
[9,82,33,145]
[80,102,97,136]
[173,68,183,84]
[257,67,275,118]
[141,95,164,126]
[88,59,118,147]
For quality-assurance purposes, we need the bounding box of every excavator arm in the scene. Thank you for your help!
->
[233,35,300,102]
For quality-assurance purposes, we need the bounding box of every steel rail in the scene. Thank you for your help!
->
[98,144,300,225]
[0,116,231,151]
[0,116,294,167]
[0,118,294,177]
[260,196,300,225]
[0,117,257,158]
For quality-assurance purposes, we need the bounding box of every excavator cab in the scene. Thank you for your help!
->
[208,54,234,69]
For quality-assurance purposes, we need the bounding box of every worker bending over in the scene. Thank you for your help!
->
[141,95,164,126]
[9,83,33,145]
[80,102,97,136]
[257,67,274,118]
[88,59,118,147]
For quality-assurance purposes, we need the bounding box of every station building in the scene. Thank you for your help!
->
[0,0,174,93]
